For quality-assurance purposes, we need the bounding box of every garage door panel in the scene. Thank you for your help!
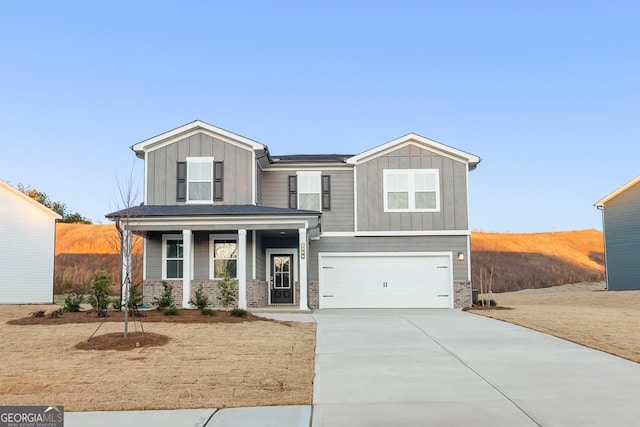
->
[320,254,452,309]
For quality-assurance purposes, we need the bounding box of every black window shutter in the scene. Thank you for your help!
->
[288,175,297,208]
[176,161,186,202]
[322,175,331,210]
[214,161,224,201]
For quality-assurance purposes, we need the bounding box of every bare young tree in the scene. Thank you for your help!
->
[110,165,143,337]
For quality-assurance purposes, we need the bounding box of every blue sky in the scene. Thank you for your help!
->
[1,1,638,232]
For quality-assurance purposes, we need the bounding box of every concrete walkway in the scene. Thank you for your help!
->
[66,309,640,426]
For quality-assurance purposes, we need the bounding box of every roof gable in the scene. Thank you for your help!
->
[131,120,266,158]
[346,133,481,170]
[595,175,640,207]
[0,181,62,219]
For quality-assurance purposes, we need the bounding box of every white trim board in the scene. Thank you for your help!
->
[319,230,471,237]
[595,175,640,207]
[132,120,264,155]
[347,134,480,169]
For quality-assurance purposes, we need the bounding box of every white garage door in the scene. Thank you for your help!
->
[319,253,452,309]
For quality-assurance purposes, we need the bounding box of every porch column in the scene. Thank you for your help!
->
[299,228,310,310]
[182,229,192,308]
[238,229,247,309]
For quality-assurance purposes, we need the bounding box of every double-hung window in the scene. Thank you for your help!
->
[177,158,223,203]
[163,235,184,279]
[288,172,330,211]
[383,169,440,212]
[210,236,238,279]
[186,157,214,203]
[296,171,321,211]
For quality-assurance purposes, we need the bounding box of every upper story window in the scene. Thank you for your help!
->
[288,172,330,211]
[187,157,213,202]
[383,169,440,212]
[177,158,224,203]
[297,171,321,211]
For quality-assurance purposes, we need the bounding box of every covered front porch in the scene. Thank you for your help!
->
[106,205,321,311]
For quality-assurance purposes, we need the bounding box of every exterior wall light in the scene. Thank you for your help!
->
[457,252,465,262]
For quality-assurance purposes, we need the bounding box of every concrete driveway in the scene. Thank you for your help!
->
[312,309,640,427]
[66,309,640,426]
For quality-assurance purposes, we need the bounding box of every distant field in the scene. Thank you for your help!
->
[55,223,142,293]
[471,229,605,292]
[55,224,606,294]
[56,223,142,255]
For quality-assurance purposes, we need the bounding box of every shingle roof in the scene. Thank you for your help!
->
[106,204,320,219]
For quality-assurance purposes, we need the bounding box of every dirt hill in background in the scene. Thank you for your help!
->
[55,223,142,294]
[471,229,605,292]
[54,224,605,294]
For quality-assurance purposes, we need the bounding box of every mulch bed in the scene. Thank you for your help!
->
[7,308,267,325]
[75,332,170,351]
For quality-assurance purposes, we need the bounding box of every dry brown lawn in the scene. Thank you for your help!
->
[470,282,640,363]
[0,305,316,411]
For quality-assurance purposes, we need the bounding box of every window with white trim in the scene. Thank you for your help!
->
[210,235,238,279]
[297,171,321,211]
[383,169,440,212]
[163,235,184,279]
[186,157,214,202]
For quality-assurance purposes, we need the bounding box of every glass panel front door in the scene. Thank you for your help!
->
[271,254,294,304]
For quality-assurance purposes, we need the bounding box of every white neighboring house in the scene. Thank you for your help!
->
[0,181,61,303]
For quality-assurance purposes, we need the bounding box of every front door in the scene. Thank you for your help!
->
[270,254,294,304]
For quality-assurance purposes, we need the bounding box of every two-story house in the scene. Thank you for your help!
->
[107,120,480,310]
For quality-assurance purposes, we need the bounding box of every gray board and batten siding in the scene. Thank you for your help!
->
[601,180,640,290]
[308,235,469,282]
[356,145,469,232]
[261,167,354,232]
[146,133,254,205]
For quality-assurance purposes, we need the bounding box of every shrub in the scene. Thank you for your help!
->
[201,308,215,316]
[86,267,112,314]
[127,283,143,310]
[162,306,179,315]
[189,284,210,310]
[30,310,46,318]
[153,281,175,310]
[111,298,122,311]
[230,307,247,317]
[217,273,238,309]
[63,292,84,312]
[475,298,497,307]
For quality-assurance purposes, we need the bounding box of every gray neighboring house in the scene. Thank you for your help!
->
[595,176,640,290]
[107,120,481,310]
